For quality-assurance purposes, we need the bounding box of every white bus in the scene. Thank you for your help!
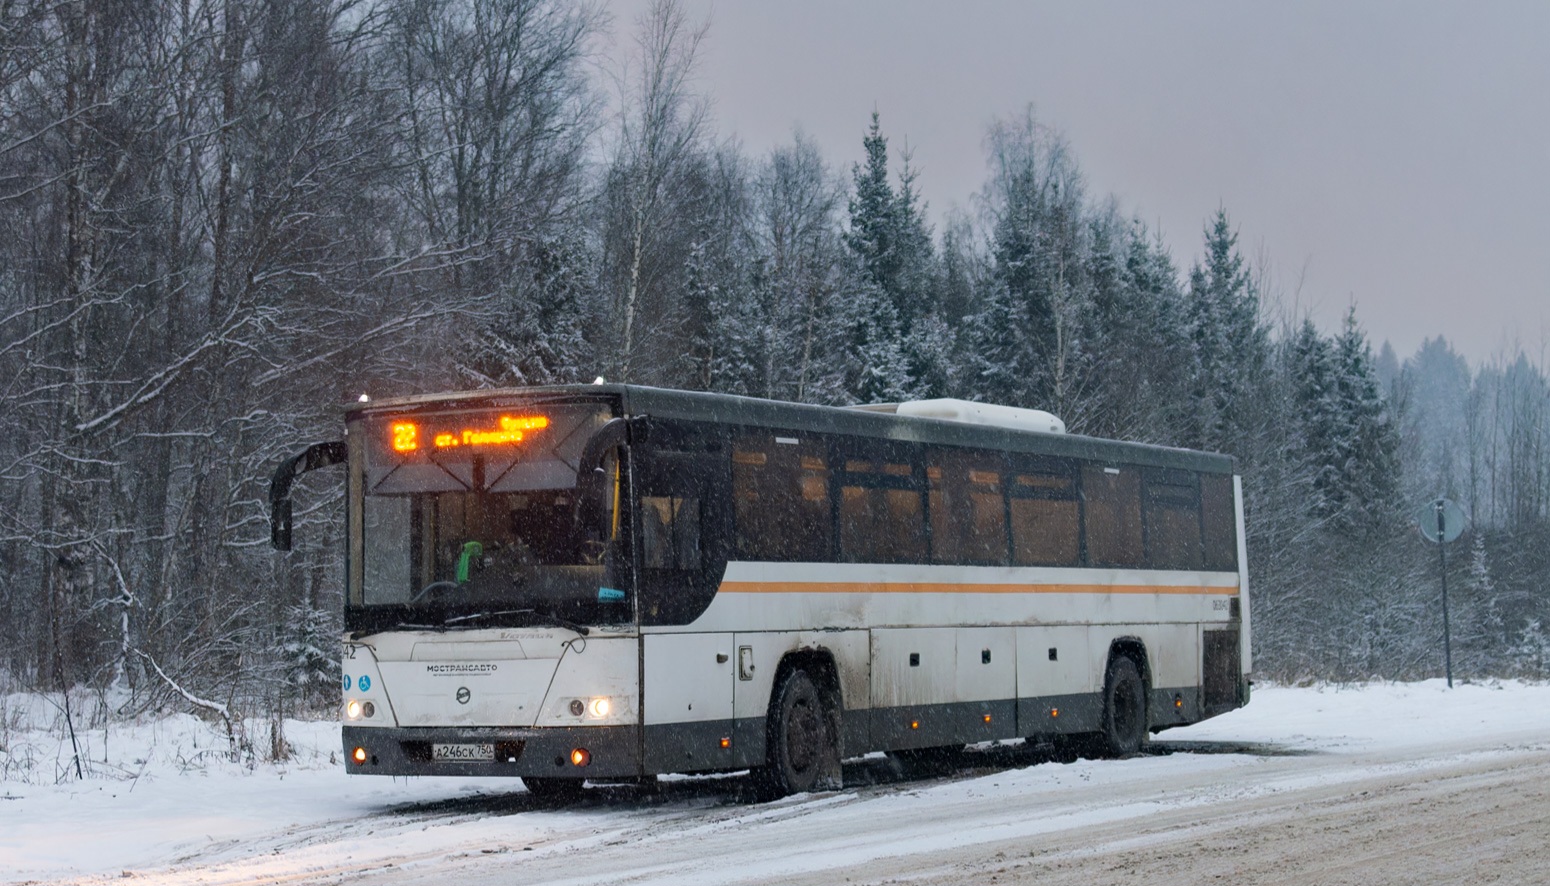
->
[270,385,1250,799]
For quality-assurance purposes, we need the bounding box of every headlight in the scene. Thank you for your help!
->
[346,700,362,719]
[588,697,611,718]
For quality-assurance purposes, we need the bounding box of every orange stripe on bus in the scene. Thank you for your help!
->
[718,581,1237,596]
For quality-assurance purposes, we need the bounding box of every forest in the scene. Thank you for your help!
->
[1,0,1547,742]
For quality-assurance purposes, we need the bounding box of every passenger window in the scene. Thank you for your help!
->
[1009,468,1078,567]
[1083,465,1143,567]
[838,450,925,564]
[1200,474,1238,571]
[1144,469,1201,570]
[928,450,1007,565]
[733,435,833,561]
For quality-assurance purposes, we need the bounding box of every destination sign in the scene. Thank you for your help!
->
[389,414,550,453]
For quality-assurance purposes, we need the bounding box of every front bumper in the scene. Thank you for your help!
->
[342,724,641,778]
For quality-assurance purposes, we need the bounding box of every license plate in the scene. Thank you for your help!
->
[433,743,494,762]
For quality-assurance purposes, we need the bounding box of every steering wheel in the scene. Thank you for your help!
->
[410,580,460,604]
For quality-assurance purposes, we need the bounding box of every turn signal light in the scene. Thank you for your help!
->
[352,747,368,765]
[570,747,591,767]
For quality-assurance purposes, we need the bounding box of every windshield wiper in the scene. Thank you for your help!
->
[442,608,591,635]
[349,621,441,639]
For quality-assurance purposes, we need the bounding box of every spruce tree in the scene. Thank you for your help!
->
[1331,308,1402,528]
[1185,209,1269,453]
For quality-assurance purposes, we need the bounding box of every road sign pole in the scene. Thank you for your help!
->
[1435,503,1454,688]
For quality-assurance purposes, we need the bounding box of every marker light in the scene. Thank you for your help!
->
[1050,708,1060,718]
[910,720,920,730]
[347,700,362,719]
[1175,694,1184,709]
[719,737,731,749]
[352,747,368,765]
[588,697,611,718]
[983,714,992,724]
[570,748,591,767]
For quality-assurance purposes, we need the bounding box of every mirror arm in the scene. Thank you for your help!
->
[270,440,347,551]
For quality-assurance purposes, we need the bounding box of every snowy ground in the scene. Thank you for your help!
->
[3,680,1548,885]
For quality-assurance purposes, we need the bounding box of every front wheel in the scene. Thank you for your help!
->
[755,669,837,799]
[1100,655,1148,757]
[524,776,585,802]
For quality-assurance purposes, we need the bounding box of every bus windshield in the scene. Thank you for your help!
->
[353,401,629,626]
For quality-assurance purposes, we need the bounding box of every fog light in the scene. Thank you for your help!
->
[570,747,591,767]
[588,697,611,718]
[346,700,361,719]
[352,746,368,764]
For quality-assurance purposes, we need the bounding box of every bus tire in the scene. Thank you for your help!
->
[1100,655,1148,757]
[757,668,835,799]
[524,776,585,802]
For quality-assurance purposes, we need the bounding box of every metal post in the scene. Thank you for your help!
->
[1435,502,1454,688]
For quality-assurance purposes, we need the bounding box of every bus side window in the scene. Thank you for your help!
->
[1082,465,1143,567]
[839,452,924,564]
[1200,474,1238,571]
[732,435,833,561]
[1009,465,1079,567]
[928,449,1007,566]
[641,494,700,570]
[1144,468,1202,570]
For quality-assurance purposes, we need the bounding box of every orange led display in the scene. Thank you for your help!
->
[388,414,550,452]
[391,422,418,452]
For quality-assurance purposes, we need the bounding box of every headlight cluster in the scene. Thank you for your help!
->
[564,696,617,720]
[345,699,377,720]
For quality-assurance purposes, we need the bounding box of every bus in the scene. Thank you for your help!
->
[270,384,1250,799]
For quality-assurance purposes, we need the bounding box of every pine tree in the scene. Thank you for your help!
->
[1289,318,1343,522]
[1286,311,1402,532]
[846,113,898,298]
[456,234,594,387]
[1331,308,1402,528]
[1185,209,1270,453]
[842,112,937,401]
[280,604,338,712]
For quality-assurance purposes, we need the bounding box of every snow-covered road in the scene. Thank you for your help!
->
[5,681,1548,885]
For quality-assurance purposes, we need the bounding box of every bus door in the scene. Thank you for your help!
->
[633,423,739,771]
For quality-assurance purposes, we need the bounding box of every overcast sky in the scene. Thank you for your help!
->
[612,0,1549,364]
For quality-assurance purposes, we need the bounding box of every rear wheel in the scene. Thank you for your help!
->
[756,669,836,798]
[1100,655,1148,756]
